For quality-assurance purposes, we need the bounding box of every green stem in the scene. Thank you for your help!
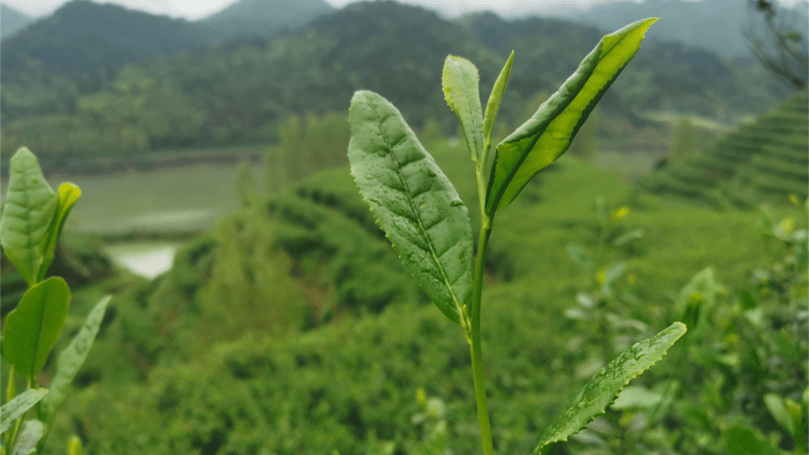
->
[4,367,15,449]
[6,365,15,404]
[6,378,30,452]
[470,221,494,455]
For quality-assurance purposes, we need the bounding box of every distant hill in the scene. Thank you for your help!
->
[458,12,789,119]
[202,0,333,40]
[552,0,809,58]
[1,4,34,39]
[1,0,222,79]
[0,1,794,159]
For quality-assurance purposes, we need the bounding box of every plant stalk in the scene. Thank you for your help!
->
[470,221,494,455]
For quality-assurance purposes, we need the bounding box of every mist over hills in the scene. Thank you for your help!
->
[551,0,809,58]
[1,0,222,78]
[202,0,334,40]
[0,4,34,39]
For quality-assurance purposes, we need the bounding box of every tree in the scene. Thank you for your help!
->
[745,0,808,90]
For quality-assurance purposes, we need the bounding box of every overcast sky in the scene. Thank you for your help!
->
[0,0,682,20]
[2,0,803,21]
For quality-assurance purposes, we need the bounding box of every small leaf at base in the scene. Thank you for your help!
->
[532,321,686,455]
[41,296,111,423]
[12,419,45,455]
[0,390,48,434]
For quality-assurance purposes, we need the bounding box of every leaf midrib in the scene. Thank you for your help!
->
[457,68,483,162]
[368,100,466,321]
[492,34,633,211]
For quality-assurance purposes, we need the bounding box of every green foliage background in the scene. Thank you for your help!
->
[32,137,807,454]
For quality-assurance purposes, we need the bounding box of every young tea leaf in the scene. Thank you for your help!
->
[348,90,474,326]
[2,277,71,382]
[487,19,657,213]
[443,56,485,163]
[0,390,48,434]
[38,183,81,283]
[0,148,58,285]
[482,51,514,158]
[763,393,796,437]
[40,296,111,424]
[532,321,686,455]
[673,267,719,334]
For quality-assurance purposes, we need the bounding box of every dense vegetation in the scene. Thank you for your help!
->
[1,1,806,453]
[0,2,791,161]
[20,135,804,454]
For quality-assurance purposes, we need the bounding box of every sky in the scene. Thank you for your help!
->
[1,0,671,21]
[2,0,803,21]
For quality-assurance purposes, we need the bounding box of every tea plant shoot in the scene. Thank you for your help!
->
[347,18,686,455]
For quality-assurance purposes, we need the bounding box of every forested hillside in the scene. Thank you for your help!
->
[0,1,791,161]
[202,0,334,40]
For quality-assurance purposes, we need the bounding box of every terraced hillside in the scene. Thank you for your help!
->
[640,90,808,207]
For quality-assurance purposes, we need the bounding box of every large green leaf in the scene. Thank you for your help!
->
[724,425,782,455]
[348,90,474,326]
[486,18,657,213]
[0,148,58,285]
[532,321,686,455]
[2,277,71,382]
[0,390,48,434]
[442,55,485,163]
[40,296,111,423]
[38,183,81,283]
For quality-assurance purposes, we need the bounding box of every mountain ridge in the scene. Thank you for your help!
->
[0,1,793,159]
[201,0,334,40]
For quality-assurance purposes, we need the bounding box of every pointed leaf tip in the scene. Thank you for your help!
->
[487,19,656,214]
[1,148,58,285]
[483,51,514,154]
[442,55,485,163]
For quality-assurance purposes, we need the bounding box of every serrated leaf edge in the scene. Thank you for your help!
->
[534,322,686,455]
[348,91,470,326]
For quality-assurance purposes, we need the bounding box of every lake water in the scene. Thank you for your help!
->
[39,162,262,278]
[103,241,182,279]
[46,162,263,234]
